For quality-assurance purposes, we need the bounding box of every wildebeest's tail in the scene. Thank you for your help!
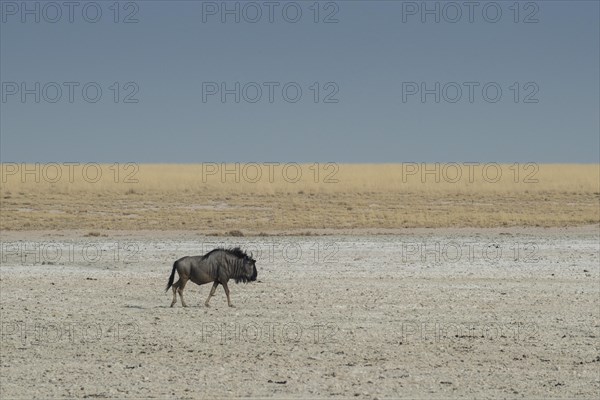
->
[165,261,178,292]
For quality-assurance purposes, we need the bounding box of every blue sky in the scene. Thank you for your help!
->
[1,0,598,162]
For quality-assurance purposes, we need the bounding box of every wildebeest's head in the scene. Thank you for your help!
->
[236,252,257,283]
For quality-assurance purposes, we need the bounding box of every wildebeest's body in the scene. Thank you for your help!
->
[166,248,257,307]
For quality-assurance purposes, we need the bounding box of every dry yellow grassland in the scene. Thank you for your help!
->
[1,163,598,231]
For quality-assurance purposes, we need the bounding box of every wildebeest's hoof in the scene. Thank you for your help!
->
[229,304,236,308]
[204,303,210,307]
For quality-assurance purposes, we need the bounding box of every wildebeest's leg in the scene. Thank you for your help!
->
[170,280,179,307]
[178,278,189,308]
[222,282,234,307]
[204,281,219,307]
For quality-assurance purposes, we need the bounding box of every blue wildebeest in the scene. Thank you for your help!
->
[166,247,257,308]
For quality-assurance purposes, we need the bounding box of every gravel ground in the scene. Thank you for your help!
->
[1,227,598,399]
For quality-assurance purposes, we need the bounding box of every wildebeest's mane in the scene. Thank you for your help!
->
[202,247,252,261]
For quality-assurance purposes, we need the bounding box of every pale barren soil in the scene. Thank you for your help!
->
[1,227,598,399]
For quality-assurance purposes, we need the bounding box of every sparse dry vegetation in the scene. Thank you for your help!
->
[1,163,598,231]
